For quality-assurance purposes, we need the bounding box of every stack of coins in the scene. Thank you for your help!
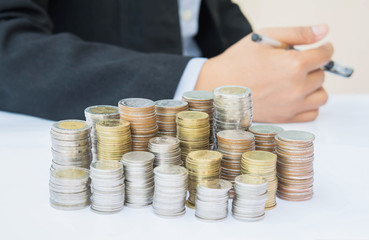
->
[148,136,182,167]
[155,100,188,136]
[195,179,232,221]
[84,105,120,161]
[213,86,253,134]
[96,119,131,161]
[232,174,268,222]
[50,120,92,170]
[90,160,125,214]
[182,91,215,149]
[186,150,222,208]
[176,111,210,162]
[49,167,90,210]
[216,130,255,198]
[153,165,188,217]
[249,125,284,153]
[241,151,278,210]
[275,130,315,201]
[118,98,158,151]
[121,151,155,207]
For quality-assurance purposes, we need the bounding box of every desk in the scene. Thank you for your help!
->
[1,95,368,240]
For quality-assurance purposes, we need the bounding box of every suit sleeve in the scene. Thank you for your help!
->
[0,0,192,120]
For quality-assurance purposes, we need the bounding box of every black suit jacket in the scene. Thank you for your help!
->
[0,0,252,120]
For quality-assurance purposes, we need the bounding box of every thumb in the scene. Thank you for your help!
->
[258,24,329,45]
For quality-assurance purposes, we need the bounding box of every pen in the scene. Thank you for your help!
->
[251,33,354,78]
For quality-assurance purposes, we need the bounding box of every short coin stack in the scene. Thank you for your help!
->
[90,160,125,214]
[249,125,284,153]
[176,111,210,162]
[232,174,268,222]
[213,86,253,134]
[50,120,92,170]
[96,119,131,161]
[185,150,222,208]
[155,100,188,136]
[84,105,120,161]
[153,165,188,217]
[182,90,215,149]
[118,98,158,151]
[216,130,255,198]
[195,179,232,221]
[148,136,182,167]
[275,130,315,201]
[49,167,90,210]
[241,151,278,210]
[121,151,155,207]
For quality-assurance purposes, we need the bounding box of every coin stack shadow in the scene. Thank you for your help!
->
[249,125,284,153]
[148,136,182,167]
[275,130,315,201]
[155,100,188,137]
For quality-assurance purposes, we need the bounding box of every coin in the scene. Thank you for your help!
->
[148,136,182,167]
[155,100,188,137]
[249,125,284,153]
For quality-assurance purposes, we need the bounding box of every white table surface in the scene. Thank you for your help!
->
[1,94,369,240]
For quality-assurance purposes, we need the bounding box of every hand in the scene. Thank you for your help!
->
[195,24,334,123]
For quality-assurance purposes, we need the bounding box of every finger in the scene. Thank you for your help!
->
[300,87,329,112]
[298,43,334,71]
[303,70,325,95]
[289,109,319,122]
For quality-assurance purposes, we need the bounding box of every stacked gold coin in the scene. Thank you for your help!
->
[155,100,188,136]
[216,130,255,198]
[148,136,182,167]
[118,98,158,151]
[185,150,222,208]
[176,111,210,162]
[182,91,215,149]
[249,125,284,153]
[275,130,315,201]
[96,119,131,161]
[241,151,278,210]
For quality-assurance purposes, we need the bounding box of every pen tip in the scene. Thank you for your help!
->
[251,33,261,42]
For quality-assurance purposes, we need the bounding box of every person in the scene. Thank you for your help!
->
[0,0,333,122]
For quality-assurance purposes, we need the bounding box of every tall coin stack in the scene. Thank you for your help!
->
[176,111,210,162]
[84,105,120,161]
[275,130,315,201]
[155,100,188,136]
[195,179,232,221]
[49,167,90,210]
[185,150,222,208]
[90,160,125,214]
[153,165,188,217]
[213,86,253,134]
[96,119,131,161]
[148,136,182,167]
[232,174,268,222]
[216,130,255,198]
[249,125,284,153]
[121,151,155,207]
[118,98,158,151]
[182,91,215,149]
[241,151,278,210]
[50,120,92,170]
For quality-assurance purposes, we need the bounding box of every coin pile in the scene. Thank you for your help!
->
[186,150,222,208]
[148,136,182,167]
[50,120,92,170]
[213,86,253,134]
[84,105,120,161]
[182,91,215,149]
[121,151,155,207]
[216,130,255,198]
[118,98,158,151]
[249,125,284,153]
[195,179,232,221]
[155,100,188,136]
[275,130,315,201]
[90,160,125,214]
[49,167,90,210]
[153,165,188,217]
[176,111,210,161]
[96,119,131,161]
[232,174,268,221]
[241,151,277,210]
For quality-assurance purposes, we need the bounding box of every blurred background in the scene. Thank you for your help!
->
[233,0,369,94]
